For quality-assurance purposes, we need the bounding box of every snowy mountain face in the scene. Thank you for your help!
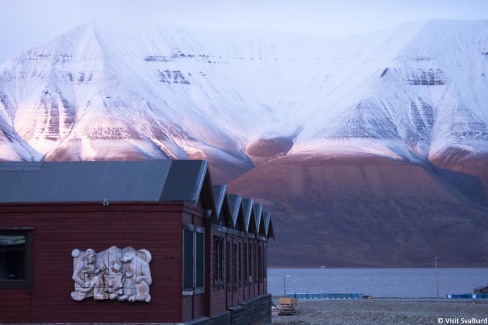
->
[1,19,488,170]
[2,19,488,267]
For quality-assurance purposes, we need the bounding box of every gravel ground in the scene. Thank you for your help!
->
[272,298,488,325]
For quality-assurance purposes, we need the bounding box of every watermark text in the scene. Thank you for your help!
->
[438,318,488,324]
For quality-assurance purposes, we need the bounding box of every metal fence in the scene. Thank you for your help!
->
[447,294,488,299]
[286,292,364,300]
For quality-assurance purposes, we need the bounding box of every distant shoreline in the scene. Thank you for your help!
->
[267,266,488,269]
[272,295,486,300]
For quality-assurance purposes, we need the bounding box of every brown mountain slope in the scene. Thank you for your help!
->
[227,154,488,267]
[430,148,488,205]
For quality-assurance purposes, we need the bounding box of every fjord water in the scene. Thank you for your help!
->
[268,268,488,298]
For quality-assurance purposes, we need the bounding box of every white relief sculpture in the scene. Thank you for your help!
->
[71,248,106,301]
[118,247,152,302]
[71,246,152,302]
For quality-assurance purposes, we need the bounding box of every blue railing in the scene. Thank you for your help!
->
[447,294,488,299]
[286,292,364,300]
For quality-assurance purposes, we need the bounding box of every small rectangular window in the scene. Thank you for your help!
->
[183,230,194,291]
[182,225,205,295]
[0,229,33,291]
[243,244,248,284]
[217,239,223,282]
[248,243,253,283]
[213,237,218,285]
[253,244,257,280]
[238,244,242,287]
[0,235,25,280]
[232,243,237,290]
[213,236,224,287]
[195,232,204,288]
[226,241,231,287]
[258,245,262,284]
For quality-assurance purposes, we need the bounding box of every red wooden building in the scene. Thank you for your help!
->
[0,160,274,324]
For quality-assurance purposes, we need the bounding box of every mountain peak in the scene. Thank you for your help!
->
[0,19,487,164]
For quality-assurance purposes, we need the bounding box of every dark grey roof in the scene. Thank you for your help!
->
[211,185,226,214]
[264,211,275,239]
[253,203,263,229]
[160,160,209,202]
[0,160,274,240]
[0,160,209,203]
[242,198,254,231]
[210,185,235,227]
[227,194,243,228]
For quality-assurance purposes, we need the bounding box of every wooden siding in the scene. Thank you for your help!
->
[1,199,270,323]
[0,203,187,324]
[192,294,205,320]
[181,296,192,321]
[0,289,31,323]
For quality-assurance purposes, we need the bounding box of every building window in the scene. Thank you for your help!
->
[243,243,248,284]
[213,236,224,288]
[238,244,242,287]
[248,243,253,283]
[183,229,194,292]
[195,232,204,289]
[232,243,237,290]
[182,225,205,295]
[258,245,263,284]
[226,241,231,288]
[0,229,33,291]
[253,243,257,282]
[263,242,267,282]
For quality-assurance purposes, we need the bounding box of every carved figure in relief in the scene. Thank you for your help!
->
[70,246,152,303]
[103,262,124,300]
[71,248,107,301]
[100,246,124,300]
[118,248,153,302]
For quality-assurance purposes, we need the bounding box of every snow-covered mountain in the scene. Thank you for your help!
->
[1,19,488,266]
[1,20,487,167]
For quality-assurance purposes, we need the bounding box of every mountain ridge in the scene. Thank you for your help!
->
[1,19,488,266]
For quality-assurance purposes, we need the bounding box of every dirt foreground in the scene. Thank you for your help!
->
[272,298,488,325]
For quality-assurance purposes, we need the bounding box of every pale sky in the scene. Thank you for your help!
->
[1,0,488,63]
